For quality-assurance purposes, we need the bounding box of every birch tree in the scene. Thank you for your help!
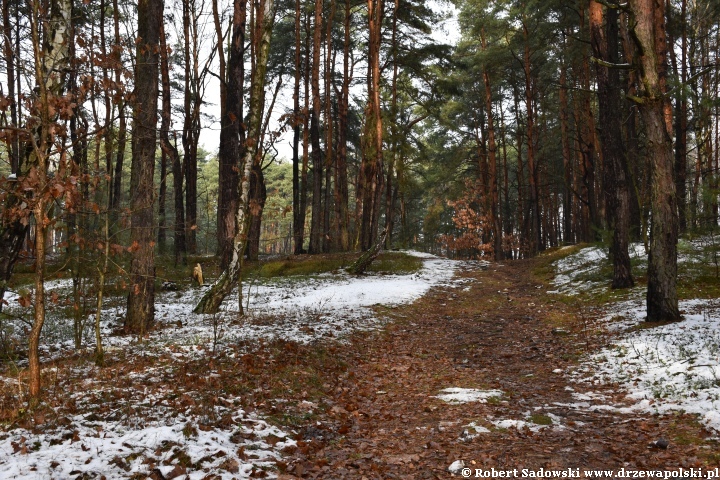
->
[195,0,277,314]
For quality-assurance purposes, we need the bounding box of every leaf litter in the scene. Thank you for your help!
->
[1,246,720,478]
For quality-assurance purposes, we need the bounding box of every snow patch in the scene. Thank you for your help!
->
[435,388,503,404]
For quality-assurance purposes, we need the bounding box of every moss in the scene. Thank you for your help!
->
[528,414,553,425]
[366,252,423,274]
[245,251,422,279]
[251,255,354,278]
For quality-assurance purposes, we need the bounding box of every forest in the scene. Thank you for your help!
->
[1,0,720,477]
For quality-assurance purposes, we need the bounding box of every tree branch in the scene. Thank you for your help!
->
[590,56,632,69]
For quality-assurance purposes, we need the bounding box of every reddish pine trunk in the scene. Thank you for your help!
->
[629,0,679,322]
[360,0,384,251]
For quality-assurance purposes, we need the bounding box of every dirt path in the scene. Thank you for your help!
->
[280,259,717,479]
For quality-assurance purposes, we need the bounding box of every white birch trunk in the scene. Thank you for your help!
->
[194,0,276,314]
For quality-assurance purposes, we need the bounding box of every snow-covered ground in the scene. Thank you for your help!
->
[0,252,470,479]
[2,251,461,361]
[0,407,294,479]
[548,243,647,296]
[550,242,720,435]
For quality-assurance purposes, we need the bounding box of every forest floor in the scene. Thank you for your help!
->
[1,247,720,479]
[275,256,720,478]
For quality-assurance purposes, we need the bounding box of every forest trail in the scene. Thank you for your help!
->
[280,259,717,479]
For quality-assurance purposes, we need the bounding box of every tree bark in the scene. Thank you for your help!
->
[158,132,167,252]
[110,0,127,221]
[521,18,541,254]
[195,0,276,314]
[333,0,351,252]
[629,0,679,322]
[247,163,266,260]
[322,0,336,253]
[2,0,18,175]
[301,9,311,250]
[673,0,688,232]
[159,22,187,265]
[590,1,634,288]
[183,0,201,254]
[383,0,399,250]
[309,0,324,254]
[292,0,305,254]
[559,34,573,245]
[126,0,163,334]
[360,0,384,252]
[481,28,502,261]
[217,0,246,270]
[619,11,644,240]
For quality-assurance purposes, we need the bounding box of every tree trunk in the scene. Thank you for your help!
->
[195,0,276,314]
[110,0,127,220]
[522,19,540,254]
[301,9,311,250]
[322,2,335,253]
[629,0,679,322]
[309,0,324,254]
[158,142,167,252]
[590,1,634,288]
[384,0,399,250]
[247,163,266,261]
[2,0,18,175]
[674,0,688,232]
[28,197,48,398]
[159,22,187,265]
[292,0,305,254]
[481,28,502,260]
[619,11,644,240]
[360,0,384,252]
[559,39,573,245]
[347,228,387,275]
[511,83,525,256]
[499,102,512,258]
[126,0,163,334]
[183,0,200,254]
[333,0,351,252]
[217,0,246,270]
